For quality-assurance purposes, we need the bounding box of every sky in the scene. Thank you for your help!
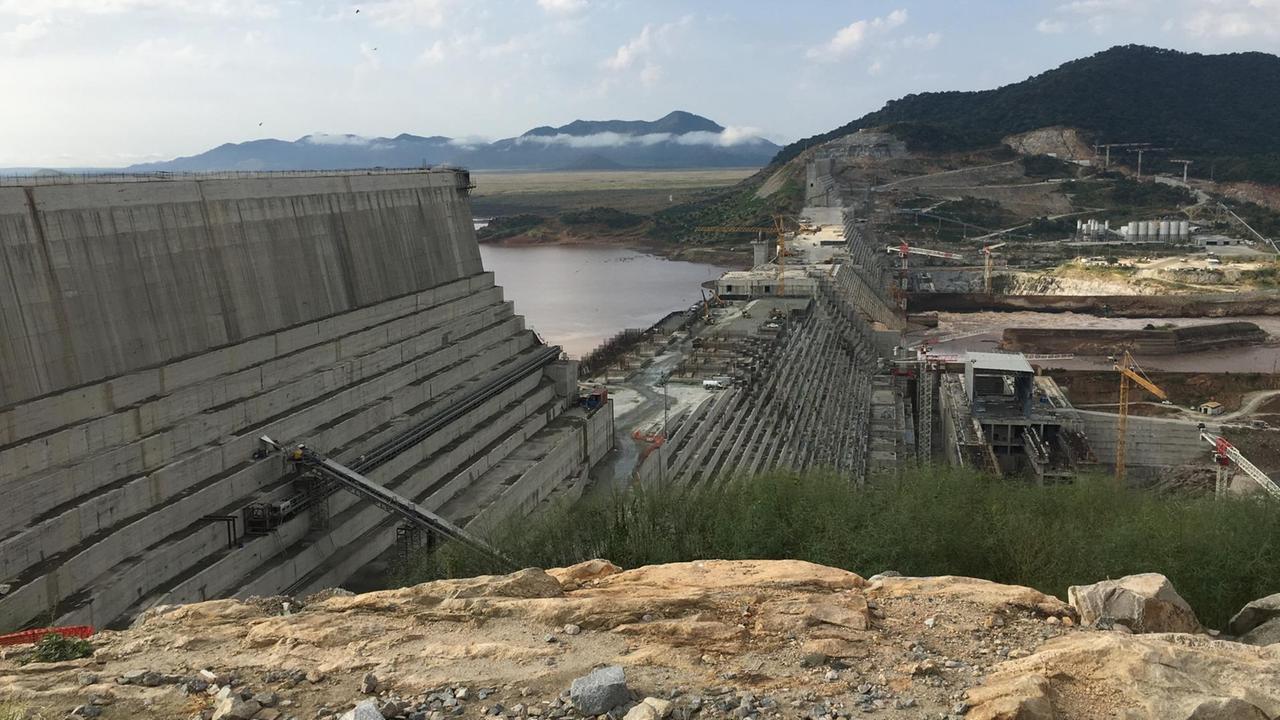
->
[3,0,1280,167]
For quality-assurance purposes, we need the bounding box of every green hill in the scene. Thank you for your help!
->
[775,45,1280,182]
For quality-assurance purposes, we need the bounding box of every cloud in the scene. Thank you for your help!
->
[536,0,586,15]
[416,40,445,65]
[0,17,49,52]
[806,8,908,62]
[1036,18,1067,33]
[303,133,372,146]
[356,0,452,28]
[901,32,942,49]
[518,129,767,149]
[867,59,884,75]
[639,62,662,88]
[0,0,280,18]
[603,23,653,70]
[1183,2,1280,37]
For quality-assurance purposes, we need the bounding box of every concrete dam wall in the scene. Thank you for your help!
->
[0,171,607,631]
[1002,322,1268,356]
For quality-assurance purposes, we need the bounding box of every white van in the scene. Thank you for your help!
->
[703,379,727,390]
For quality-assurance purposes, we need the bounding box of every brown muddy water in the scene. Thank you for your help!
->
[478,244,729,358]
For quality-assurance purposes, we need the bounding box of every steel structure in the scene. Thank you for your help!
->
[1199,429,1280,501]
[1113,350,1169,481]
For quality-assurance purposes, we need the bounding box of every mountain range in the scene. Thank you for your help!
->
[772,45,1280,183]
[124,111,778,173]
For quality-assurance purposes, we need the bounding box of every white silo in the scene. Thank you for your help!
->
[1128,221,1139,238]
[1160,220,1171,239]
[1179,220,1191,239]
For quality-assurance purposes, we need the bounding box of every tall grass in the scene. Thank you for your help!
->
[400,467,1280,629]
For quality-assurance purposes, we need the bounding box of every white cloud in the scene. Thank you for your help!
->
[303,133,372,146]
[0,0,280,18]
[356,0,452,28]
[1184,4,1280,37]
[416,40,445,65]
[806,8,908,62]
[536,0,586,15]
[1036,18,1067,33]
[639,62,662,88]
[867,59,884,75]
[122,37,209,65]
[0,18,49,52]
[902,32,942,49]
[603,23,653,70]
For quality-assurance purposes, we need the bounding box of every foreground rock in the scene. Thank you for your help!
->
[1067,573,1203,634]
[0,560,1275,720]
[1228,593,1280,646]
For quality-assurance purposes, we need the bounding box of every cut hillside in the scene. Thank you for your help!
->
[774,45,1280,183]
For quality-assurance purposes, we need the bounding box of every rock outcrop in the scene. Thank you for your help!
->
[1228,593,1280,646]
[1,561,1276,720]
[1067,573,1203,634]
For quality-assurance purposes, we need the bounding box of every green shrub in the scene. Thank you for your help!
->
[559,207,644,229]
[23,633,93,665]
[401,467,1280,629]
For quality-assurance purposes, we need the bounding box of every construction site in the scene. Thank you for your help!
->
[3,140,1280,635]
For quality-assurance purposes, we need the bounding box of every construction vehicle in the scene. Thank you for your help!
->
[1197,425,1280,501]
[580,385,608,411]
[982,242,1007,295]
[697,215,795,295]
[1113,351,1170,481]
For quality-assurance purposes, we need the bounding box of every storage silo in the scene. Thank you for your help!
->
[1179,220,1191,240]
[1160,220,1171,239]
[1128,221,1139,238]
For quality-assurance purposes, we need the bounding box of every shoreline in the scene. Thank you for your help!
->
[478,231,752,269]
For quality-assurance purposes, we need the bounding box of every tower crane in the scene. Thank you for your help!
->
[1113,350,1169,481]
[886,241,967,292]
[696,215,794,295]
[1197,426,1280,501]
[982,242,1007,295]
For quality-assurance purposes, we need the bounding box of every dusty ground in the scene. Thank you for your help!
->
[2,560,1278,720]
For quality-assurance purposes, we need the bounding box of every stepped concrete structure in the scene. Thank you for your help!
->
[0,170,612,631]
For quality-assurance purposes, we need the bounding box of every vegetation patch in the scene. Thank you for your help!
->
[18,633,93,665]
[1021,154,1079,180]
[401,467,1280,628]
[559,207,645,229]
[648,173,803,245]
[476,214,547,242]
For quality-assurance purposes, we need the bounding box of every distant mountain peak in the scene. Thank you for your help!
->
[124,112,777,173]
[521,111,726,138]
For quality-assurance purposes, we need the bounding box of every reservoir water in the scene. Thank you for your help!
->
[478,244,730,358]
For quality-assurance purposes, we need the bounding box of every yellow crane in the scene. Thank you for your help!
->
[696,215,793,295]
[1113,350,1170,481]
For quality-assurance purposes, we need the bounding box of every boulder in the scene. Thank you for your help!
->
[548,559,622,587]
[1227,593,1280,637]
[340,700,386,720]
[211,698,261,720]
[1239,617,1280,647]
[569,665,630,715]
[1183,697,1270,720]
[1067,573,1202,634]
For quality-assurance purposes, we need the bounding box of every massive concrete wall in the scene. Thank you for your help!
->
[0,171,480,408]
[0,171,591,631]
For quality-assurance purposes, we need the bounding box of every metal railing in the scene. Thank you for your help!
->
[0,166,464,187]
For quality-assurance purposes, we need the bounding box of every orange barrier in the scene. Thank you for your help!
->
[0,625,94,647]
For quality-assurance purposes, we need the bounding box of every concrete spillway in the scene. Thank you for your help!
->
[0,170,611,631]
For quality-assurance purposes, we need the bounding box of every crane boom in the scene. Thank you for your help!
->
[696,216,793,295]
[887,243,966,261]
[1200,431,1280,501]
[1116,365,1168,401]
[1113,351,1169,481]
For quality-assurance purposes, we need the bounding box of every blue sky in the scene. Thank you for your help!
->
[2,0,1279,166]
